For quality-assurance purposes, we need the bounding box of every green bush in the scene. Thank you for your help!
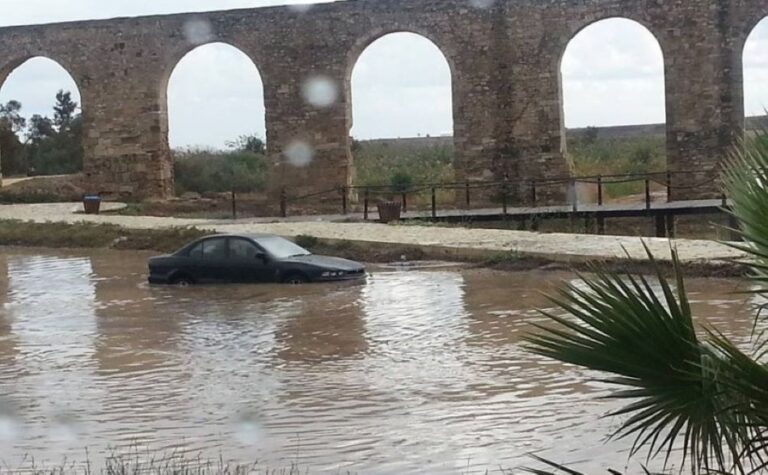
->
[173,148,268,195]
[567,135,666,178]
[389,170,414,193]
[354,141,454,188]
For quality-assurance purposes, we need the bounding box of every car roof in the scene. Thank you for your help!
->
[198,233,281,241]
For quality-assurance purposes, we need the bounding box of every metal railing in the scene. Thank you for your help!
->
[275,170,721,219]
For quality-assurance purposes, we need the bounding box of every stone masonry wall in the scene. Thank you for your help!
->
[0,0,765,201]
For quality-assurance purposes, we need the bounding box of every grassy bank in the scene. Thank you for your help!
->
[0,220,212,253]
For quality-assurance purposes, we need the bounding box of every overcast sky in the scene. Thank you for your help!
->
[0,1,765,149]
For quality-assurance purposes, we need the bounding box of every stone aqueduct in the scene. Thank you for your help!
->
[0,0,765,201]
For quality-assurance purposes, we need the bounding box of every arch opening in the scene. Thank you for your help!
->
[349,32,454,192]
[167,42,267,197]
[561,18,667,203]
[0,57,83,179]
[744,17,768,131]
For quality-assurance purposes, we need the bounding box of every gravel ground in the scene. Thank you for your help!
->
[0,202,746,264]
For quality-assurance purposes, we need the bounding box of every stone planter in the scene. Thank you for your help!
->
[377,200,402,223]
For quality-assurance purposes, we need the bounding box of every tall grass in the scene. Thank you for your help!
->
[353,140,454,188]
[353,135,664,198]
[567,135,666,198]
[173,148,268,196]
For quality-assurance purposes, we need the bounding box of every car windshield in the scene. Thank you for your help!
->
[254,236,311,259]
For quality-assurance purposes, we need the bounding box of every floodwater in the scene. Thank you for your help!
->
[0,248,759,473]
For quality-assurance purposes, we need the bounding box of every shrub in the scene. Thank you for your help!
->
[389,170,414,193]
[354,141,454,188]
[173,148,267,195]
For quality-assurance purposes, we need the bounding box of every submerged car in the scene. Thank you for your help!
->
[148,234,366,285]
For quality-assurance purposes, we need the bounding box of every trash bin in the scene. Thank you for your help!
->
[83,195,102,215]
[377,200,402,223]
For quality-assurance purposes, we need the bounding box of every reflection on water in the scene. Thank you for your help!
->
[0,247,760,473]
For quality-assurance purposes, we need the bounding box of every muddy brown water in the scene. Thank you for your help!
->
[0,247,759,473]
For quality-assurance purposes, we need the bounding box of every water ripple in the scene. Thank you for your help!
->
[0,249,759,473]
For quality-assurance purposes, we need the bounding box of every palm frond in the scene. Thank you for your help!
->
[722,128,768,287]
[524,128,768,474]
[524,245,764,473]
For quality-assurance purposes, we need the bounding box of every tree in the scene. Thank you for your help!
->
[53,90,78,131]
[582,126,599,145]
[226,134,265,155]
[0,100,26,133]
[524,133,768,474]
[27,114,55,142]
[0,100,27,175]
[24,90,83,176]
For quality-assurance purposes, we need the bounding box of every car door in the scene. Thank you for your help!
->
[227,238,274,283]
[194,237,231,283]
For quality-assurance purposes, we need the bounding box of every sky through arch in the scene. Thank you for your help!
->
[350,32,453,140]
[561,18,666,128]
[744,17,768,118]
[167,42,266,150]
[0,57,81,124]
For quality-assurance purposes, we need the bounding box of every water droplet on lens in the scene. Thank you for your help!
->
[49,413,80,442]
[183,19,214,45]
[284,140,315,167]
[0,414,19,442]
[302,76,339,108]
[233,412,265,445]
[288,4,313,13]
[469,0,495,8]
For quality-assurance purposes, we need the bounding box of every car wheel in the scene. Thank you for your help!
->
[170,275,195,287]
[283,273,309,285]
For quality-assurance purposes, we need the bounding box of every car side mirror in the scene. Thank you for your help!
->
[255,252,267,262]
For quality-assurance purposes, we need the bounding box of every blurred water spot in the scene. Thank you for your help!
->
[183,19,214,45]
[49,413,80,442]
[302,76,339,108]
[284,140,314,167]
[0,414,19,442]
[469,0,495,8]
[233,415,265,445]
[288,3,313,13]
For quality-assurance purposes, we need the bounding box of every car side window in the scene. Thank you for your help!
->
[229,238,261,260]
[188,242,204,259]
[202,238,228,259]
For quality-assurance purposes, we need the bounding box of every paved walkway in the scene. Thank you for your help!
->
[0,202,746,264]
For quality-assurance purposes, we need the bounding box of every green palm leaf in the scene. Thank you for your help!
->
[524,129,768,474]
[524,245,766,473]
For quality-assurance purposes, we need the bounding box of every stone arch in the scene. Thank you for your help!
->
[160,36,267,107]
[161,41,266,152]
[0,54,82,91]
[157,38,267,142]
[0,55,84,178]
[346,27,458,85]
[559,13,667,60]
[345,28,457,127]
[742,16,768,121]
[345,29,456,185]
[558,17,667,181]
